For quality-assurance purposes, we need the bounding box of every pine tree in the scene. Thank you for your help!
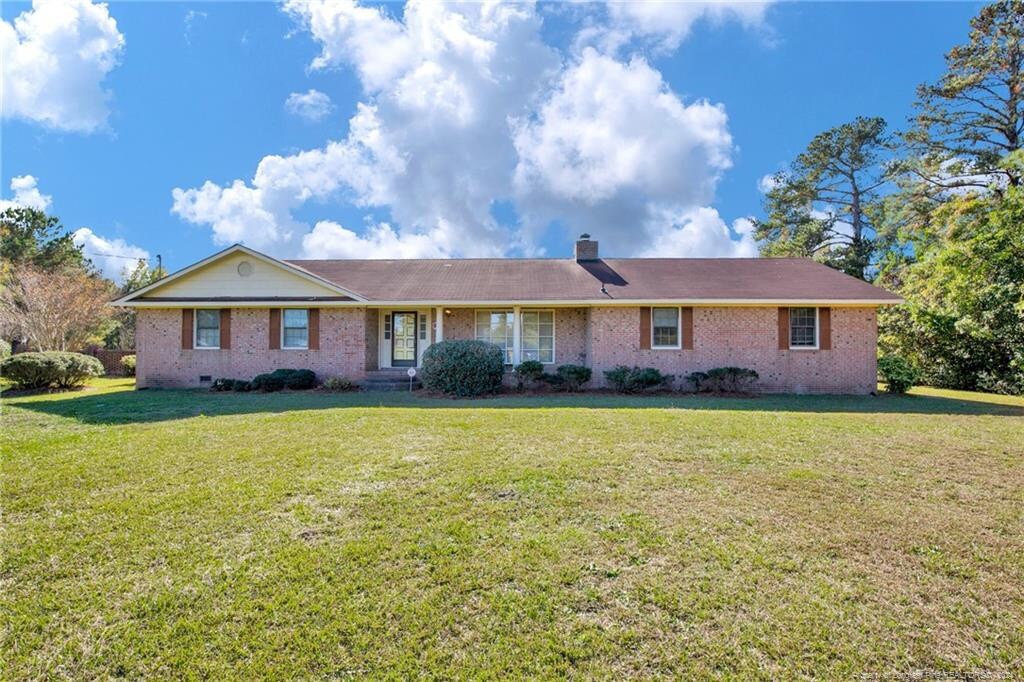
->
[903,0,1024,192]
[754,117,891,280]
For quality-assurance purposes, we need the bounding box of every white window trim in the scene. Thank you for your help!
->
[789,306,819,351]
[281,308,310,350]
[193,309,220,350]
[651,306,682,350]
[475,309,515,364]
[520,308,556,365]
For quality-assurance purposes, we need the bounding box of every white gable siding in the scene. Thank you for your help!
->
[153,254,341,298]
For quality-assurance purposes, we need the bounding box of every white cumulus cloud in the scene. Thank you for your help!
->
[1,0,125,133]
[514,48,736,256]
[640,208,758,257]
[577,1,774,54]
[285,89,335,122]
[0,175,53,212]
[173,0,765,260]
[73,227,150,282]
[515,49,732,206]
[175,1,559,259]
[302,220,449,259]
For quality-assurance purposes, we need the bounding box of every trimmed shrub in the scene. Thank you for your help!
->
[211,378,234,392]
[271,368,317,389]
[539,372,566,389]
[684,371,709,393]
[251,373,285,392]
[120,354,136,377]
[212,378,253,392]
[704,367,759,393]
[0,339,10,362]
[556,364,592,391]
[420,339,505,397]
[514,360,545,389]
[1,351,104,390]
[878,355,919,394]
[604,365,673,393]
[250,368,317,392]
[322,376,358,392]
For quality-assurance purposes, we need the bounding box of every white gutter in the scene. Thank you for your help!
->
[118,297,903,308]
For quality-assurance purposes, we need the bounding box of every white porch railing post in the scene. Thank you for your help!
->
[512,305,522,365]
[435,307,444,342]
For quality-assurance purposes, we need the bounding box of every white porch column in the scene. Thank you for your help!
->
[435,306,444,342]
[512,305,522,365]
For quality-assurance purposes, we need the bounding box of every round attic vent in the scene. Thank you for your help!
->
[237,261,254,277]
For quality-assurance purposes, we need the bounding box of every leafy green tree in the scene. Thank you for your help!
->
[879,153,1024,394]
[0,207,88,273]
[754,117,891,280]
[903,0,1024,192]
[120,258,166,293]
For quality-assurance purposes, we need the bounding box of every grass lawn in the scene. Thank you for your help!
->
[3,379,1023,679]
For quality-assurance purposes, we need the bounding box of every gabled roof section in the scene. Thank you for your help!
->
[113,244,366,305]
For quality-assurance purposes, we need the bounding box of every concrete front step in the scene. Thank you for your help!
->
[360,379,422,391]
[361,369,422,391]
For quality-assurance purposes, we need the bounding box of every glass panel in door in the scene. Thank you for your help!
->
[391,312,417,367]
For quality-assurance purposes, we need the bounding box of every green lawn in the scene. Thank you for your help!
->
[3,379,1023,679]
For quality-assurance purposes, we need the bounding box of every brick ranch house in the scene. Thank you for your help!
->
[114,237,902,393]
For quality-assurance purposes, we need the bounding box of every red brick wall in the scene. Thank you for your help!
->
[364,309,379,371]
[135,305,878,393]
[589,306,877,393]
[554,307,588,365]
[136,308,367,388]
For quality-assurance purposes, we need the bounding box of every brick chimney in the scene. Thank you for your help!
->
[574,233,598,261]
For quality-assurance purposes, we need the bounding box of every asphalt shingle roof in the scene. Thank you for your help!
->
[283,257,901,303]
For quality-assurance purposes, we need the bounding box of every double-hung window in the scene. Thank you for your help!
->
[195,309,220,349]
[521,310,554,364]
[475,310,513,364]
[652,307,681,349]
[789,307,818,348]
[282,309,310,349]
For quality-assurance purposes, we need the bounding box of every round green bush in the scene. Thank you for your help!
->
[211,377,234,392]
[603,365,673,393]
[420,340,505,397]
[120,354,136,377]
[250,373,285,392]
[878,355,919,394]
[556,364,592,391]
[0,339,11,362]
[514,360,545,387]
[273,368,316,389]
[703,366,759,393]
[1,351,104,390]
[249,369,317,392]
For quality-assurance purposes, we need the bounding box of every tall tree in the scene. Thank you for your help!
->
[0,207,88,273]
[879,153,1024,394]
[754,117,891,280]
[903,0,1024,192]
[0,265,114,351]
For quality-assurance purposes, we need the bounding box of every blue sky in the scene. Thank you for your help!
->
[2,1,982,280]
